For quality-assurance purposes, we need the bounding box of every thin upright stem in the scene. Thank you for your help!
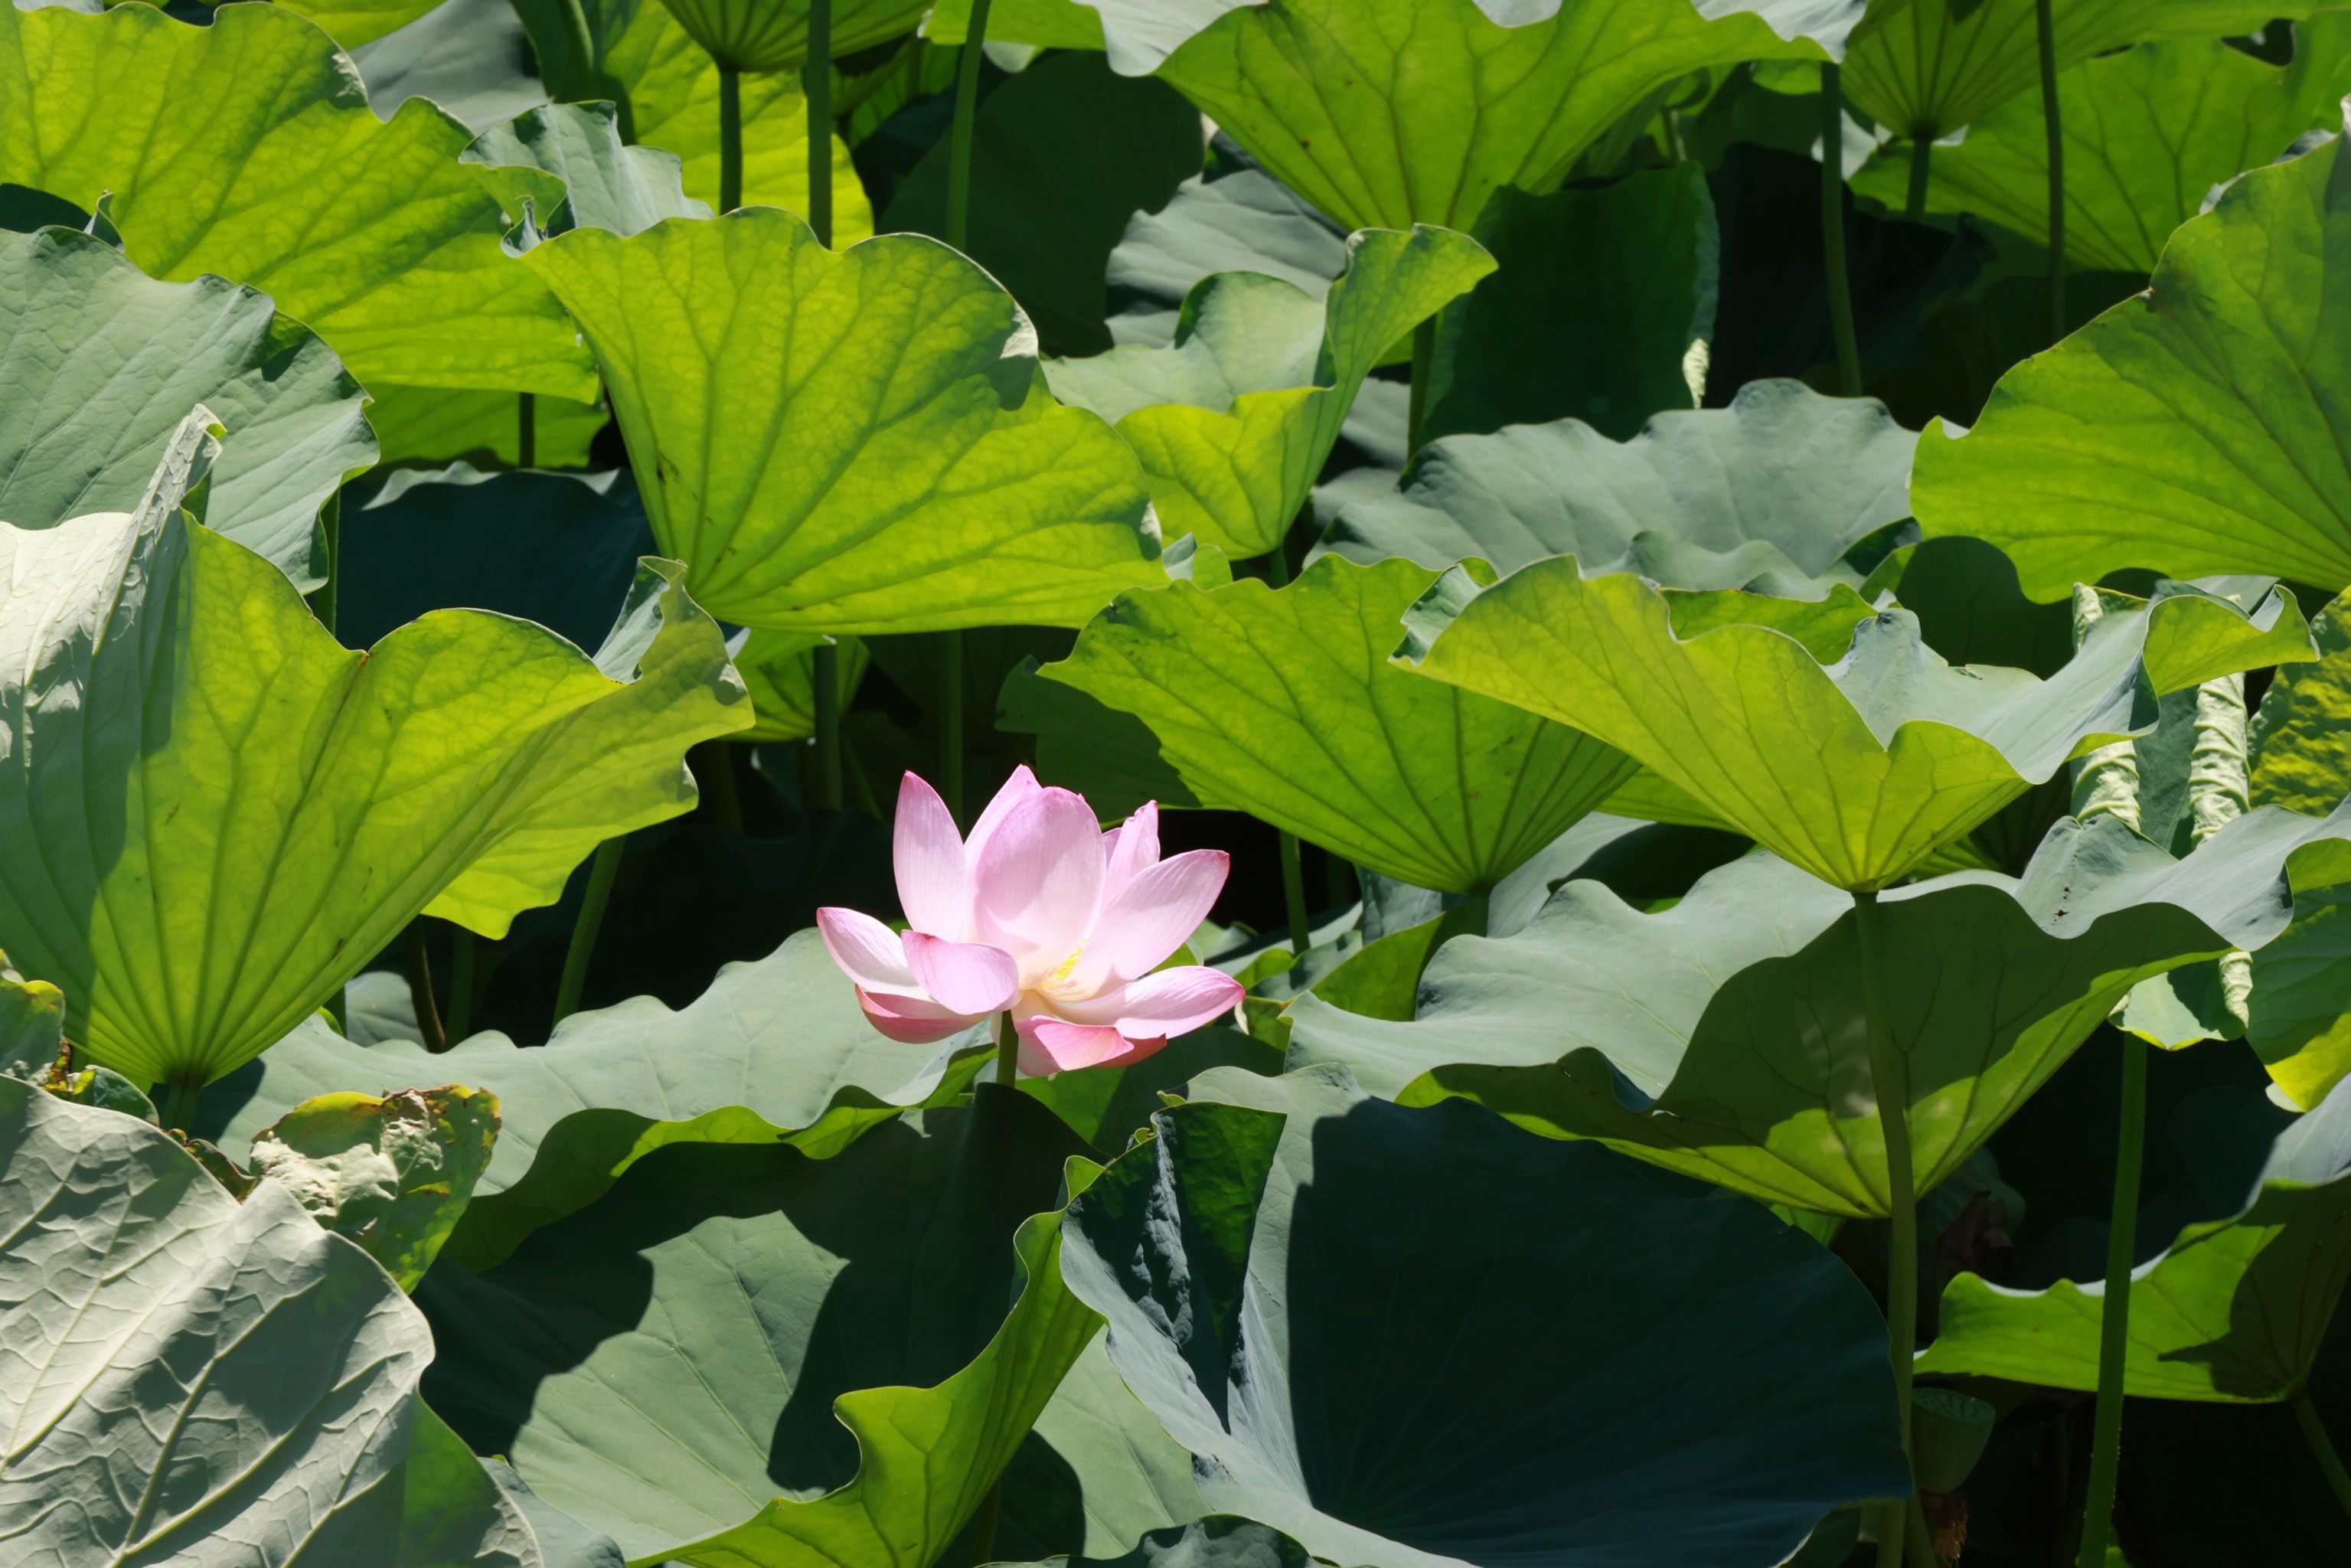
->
[2077,1034,2150,1567]
[312,489,341,637]
[1261,539,1312,957]
[1853,889,1915,1568]
[1904,136,1932,222]
[994,1009,1019,1089]
[447,930,478,1042]
[946,0,994,252]
[2293,1387,2351,1524]
[804,0,833,247]
[940,632,965,825]
[968,1471,1005,1566]
[1407,317,1436,456]
[717,63,743,214]
[160,1077,201,1135]
[553,838,624,1025]
[2034,0,2065,346]
[403,923,449,1053]
[697,742,743,832]
[518,391,536,469]
[1819,64,1862,397]
[811,643,843,811]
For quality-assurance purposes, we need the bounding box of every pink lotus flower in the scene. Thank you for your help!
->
[817,769,1245,1076]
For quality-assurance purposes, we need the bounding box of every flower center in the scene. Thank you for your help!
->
[1036,941,1088,1001]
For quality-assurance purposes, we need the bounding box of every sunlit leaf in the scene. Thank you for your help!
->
[650,0,928,74]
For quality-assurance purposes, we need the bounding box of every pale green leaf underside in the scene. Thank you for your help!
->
[526,210,1167,633]
[1918,1072,2351,1401]
[0,227,372,594]
[1912,132,2351,598]
[202,930,986,1269]
[1045,226,1493,557]
[0,1,596,399]
[1850,21,2351,274]
[1400,560,2310,890]
[1148,0,1840,233]
[0,420,749,1092]
[464,100,710,241]
[1843,0,2316,139]
[269,0,446,48]
[1042,554,1634,893]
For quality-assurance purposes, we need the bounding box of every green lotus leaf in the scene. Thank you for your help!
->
[941,0,1849,233]
[402,1400,572,1568]
[250,1084,500,1291]
[351,0,555,135]
[524,208,1167,632]
[1104,168,1350,349]
[1322,377,1915,587]
[1841,0,2317,142]
[0,416,749,1096]
[0,227,372,593]
[1037,555,1634,893]
[883,51,1205,358]
[197,929,987,1268]
[0,1076,439,1563]
[465,100,710,241]
[1399,559,2311,890]
[2253,588,2351,818]
[1419,165,1716,443]
[273,0,446,49]
[367,384,609,469]
[0,0,596,400]
[339,465,655,655]
[1292,806,2351,1214]
[1912,119,2351,596]
[1851,21,2351,275]
[996,1517,1313,1568]
[1043,227,1493,557]
[650,0,926,74]
[1059,1067,1907,1568]
[1917,1071,2351,1402]
[735,629,870,743]
[420,1089,1102,1568]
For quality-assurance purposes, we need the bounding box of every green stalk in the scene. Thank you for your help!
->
[1262,538,1313,958]
[1904,136,1931,222]
[966,1480,1005,1568]
[804,0,832,246]
[2034,0,2065,345]
[811,644,843,811]
[403,923,449,1053]
[2075,1034,2149,1567]
[518,391,536,469]
[994,1008,1019,1089]
[325,981,348,1035]
[2293,1387,2351,1524]
[932,0,991,826]
[717,63,743,214]
[1853,888,1916,1568]
[553,837,624,1025]
[697,741,743,832]
[939,632,965,824]
[1407,317,1436,456]
[1819,63,1862,397]
[160,1077,201,1135]
[447,930,478,1043]
[313,489,340,637]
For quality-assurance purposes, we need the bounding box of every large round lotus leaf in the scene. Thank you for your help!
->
[523,209,1167,633]
[1045,227,1493,558]
[1851,21,2351,275]
[365,384,608,469]
[196,929,988,1268]
[1840,0,2316,142]
[1058,1067,1908,1568]
[349,0,554,133]
[1399,561,2312,890]
[1322,377,1915,584]
[1912,129,2351,597]
[1918,1073,2351,1402]
[421,1089,1102,1568]
[647,0,926,74]
[1033,555,1634,893]
[0,0,596,400]
[1104,168,1350,350]
[0,227,371,593]
[937,0,1851,234]
[0,417,749,1096]
[270,0,445,48]
[1292,808,2351,1214]
[0,1077,435,1563]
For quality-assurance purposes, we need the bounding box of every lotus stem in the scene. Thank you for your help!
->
[1818,63,1862,397]
[553,837,624,1025]
[994,1008,1019,1089]
[2293,1387,2351,1524]
[1258,543,1314,957]
[159,1076,201,1135]
[1904,136,1931,222]
[1853,887,1916,1568]
[811,644,843,811]
[717,63,742,214]
[312,489,340,637]
[1407,317,1436,455]
[404,922,449,1053]
[939,632,965,825]
[804,0,832,247]
[447,929,478,1042]
[697,741,743,831]
[517,390,536,468]
[947,0,992,252]
[2076,1032,2148,1566]
[2034,0,2064,345]
[967,1474,1006,1567]
[325,981,348,1035]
